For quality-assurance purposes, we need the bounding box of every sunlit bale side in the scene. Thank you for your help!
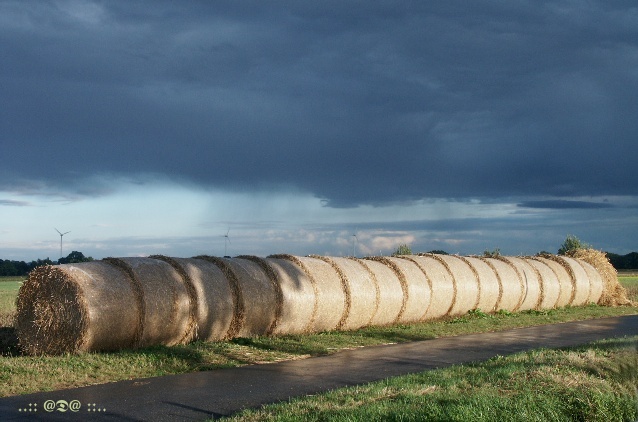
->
[501,257,542,311]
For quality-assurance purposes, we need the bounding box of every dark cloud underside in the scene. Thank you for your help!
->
[518,200,614,209]
[1,1,637,206]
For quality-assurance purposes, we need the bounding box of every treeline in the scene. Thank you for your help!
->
[607,252,638,270]
[0,258,54,277]
[0,251,93,276]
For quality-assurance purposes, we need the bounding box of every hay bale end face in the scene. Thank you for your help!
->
[14,252,618,355]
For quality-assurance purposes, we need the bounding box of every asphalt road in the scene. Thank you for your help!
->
[1,315,636,421]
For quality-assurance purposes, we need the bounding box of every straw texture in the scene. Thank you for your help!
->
[194,256,245,339]
[365,257,431,323]
[355,259,403,326]
[566,249,629,306]
[261,257,317,335]
[574,259,604,304]
[117,257,191,347]
[554,256,591,306]
[503,257,542,311]
[219,258,277,337]
[434,255,480,316]
[466,257,500,313]
[176,258,234,341]
[16,265,93,355]
[483,257,524,312]
[272,255,345,332]
[312,256,377,330]
[527,258,561,309]
[405,255,455,320]
[534,256,573,307]
[150,255,199,344]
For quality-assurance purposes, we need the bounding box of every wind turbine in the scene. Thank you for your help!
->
[222,229,231,257]
[55,228,70,259]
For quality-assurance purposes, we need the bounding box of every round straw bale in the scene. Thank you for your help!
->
[434,255,480,316]
[553,256,591,306]
[277,255,345,332]
[260,257,317,335]
[15,263,134,355]
[309,255,351,330]
[355,258,402,325]
[533,256,573,308]
[237,256,284,335]
[175,258,234,342]
[372,257,431,323]
[220,258,278,337]
[501,257,542,311]
[566,249,629,306]
[406,255,455,320]
[477,258,521,312]
[115,257,191,347]
[150,255,199,344]
[315,257,377,330]
[465,257,500,313]
[526,258,560,309]
[194,256,244,339]
[573,259,604,304]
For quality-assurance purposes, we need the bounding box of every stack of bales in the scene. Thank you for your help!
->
[15,252,617,355]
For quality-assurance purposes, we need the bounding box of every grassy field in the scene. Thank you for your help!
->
[619,275,638,304]
[224,336,638,422]
[223,277,638,421]
[0,278,22,327]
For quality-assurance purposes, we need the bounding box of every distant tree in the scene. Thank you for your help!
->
[28,258,53,271]
[483,248,501,258]
[392,244,412,256]
[58,251,94,264]
[427,250,449,255]
[0,260,19,276]
[558,235,591,255]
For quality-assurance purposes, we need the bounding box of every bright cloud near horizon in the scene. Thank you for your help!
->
[1,1,637,261]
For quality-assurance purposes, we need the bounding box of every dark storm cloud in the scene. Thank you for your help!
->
[1,1,637,206]
[517,200,614,209]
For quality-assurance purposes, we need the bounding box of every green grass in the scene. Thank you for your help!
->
[620,276,638,302]
[0,278,22,326]
[0,278,636,399]
[224,337,638,422]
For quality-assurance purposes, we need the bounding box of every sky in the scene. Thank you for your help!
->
[1,1,637,261]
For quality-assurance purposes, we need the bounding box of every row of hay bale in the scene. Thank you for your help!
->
[15,253,609,355]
